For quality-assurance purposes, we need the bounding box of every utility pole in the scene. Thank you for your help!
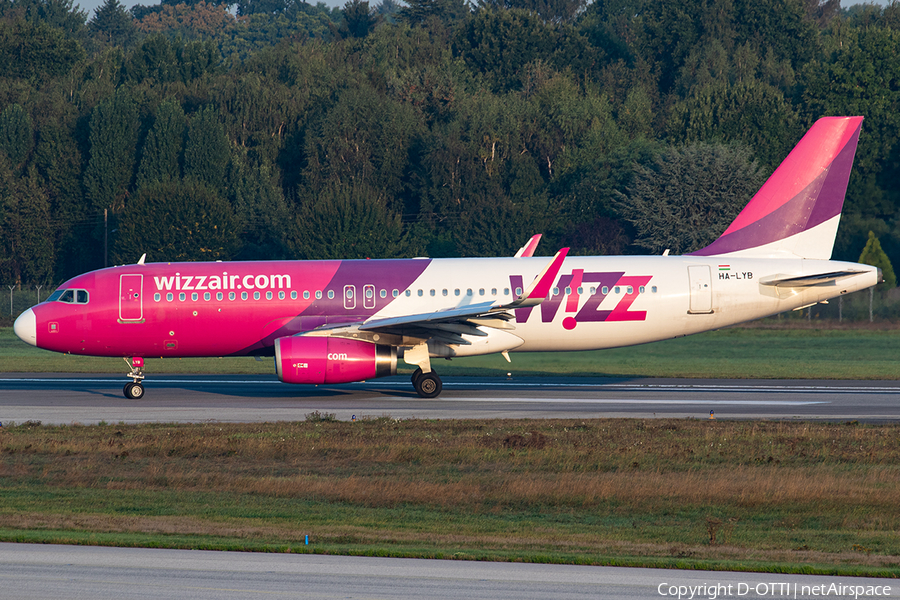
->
[104,208,108,268]
[8,285,13,316]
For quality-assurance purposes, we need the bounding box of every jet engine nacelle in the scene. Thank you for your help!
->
[274,336,397,385]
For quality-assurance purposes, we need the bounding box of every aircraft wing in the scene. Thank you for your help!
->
[304,249,568,346]
[360,247,569,333]
[759,270,872,287]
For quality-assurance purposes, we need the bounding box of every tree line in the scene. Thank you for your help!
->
[0,0,899,287]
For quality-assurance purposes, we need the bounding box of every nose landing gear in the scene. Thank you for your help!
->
[123,356,145,399]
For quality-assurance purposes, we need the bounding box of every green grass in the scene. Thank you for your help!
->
[3,325,900,379]
[0,419,898,576]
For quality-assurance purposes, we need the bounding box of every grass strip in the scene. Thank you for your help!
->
[0,418,898,576]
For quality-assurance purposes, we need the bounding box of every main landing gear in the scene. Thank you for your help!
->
[123,356,145,399]
[411,367,442,398]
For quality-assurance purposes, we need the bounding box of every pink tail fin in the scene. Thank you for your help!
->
[690,116,863,259]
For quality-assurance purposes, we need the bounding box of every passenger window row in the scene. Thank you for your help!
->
[150,285,661,304]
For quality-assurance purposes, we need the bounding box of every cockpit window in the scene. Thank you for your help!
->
[52,289,89,304]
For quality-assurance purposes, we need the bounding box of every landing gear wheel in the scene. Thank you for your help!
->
[411,367,424,386]
[413,371,442,398]
[124,382,144,399]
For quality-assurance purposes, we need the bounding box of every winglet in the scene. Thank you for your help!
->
[514,234,542,258]
[508,248,569,308]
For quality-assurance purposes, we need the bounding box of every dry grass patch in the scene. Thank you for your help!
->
[1,418,899,573]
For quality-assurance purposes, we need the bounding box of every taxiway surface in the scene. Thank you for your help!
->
[0,374,897,423]
[0,543,895,600]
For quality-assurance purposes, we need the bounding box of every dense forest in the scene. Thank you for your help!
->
[0,0,899,287]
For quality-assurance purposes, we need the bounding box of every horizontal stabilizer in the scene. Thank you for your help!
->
[759,270,869,288]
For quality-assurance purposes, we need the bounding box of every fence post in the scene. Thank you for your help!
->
[869,288,874,323]
[838,295,843,322]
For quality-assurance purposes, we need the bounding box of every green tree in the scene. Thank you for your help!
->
[136,98,185,189]
[800,26,900,264]
[302,84,421,206]
[34,122,95,278]
[337,0,380,38]
[184,105,230,192]
[667,81,801,169]
[454,8,594,91]
[613,142,767,254]
[290,181,412,259]
[84,89,141,214]
[0,162,54,284]
[0,19,85,78]
[0,104,33,167]
[111,180,241,263]
[477,0,585,24]
[227,148,293,260]
[399,0,469,26]
[89,0,137,46]
[859,231,896,289]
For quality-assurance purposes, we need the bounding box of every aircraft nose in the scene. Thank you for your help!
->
[14,308,36,346]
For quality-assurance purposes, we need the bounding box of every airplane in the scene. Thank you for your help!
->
[13,116,880,399]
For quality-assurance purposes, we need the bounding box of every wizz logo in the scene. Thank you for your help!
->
[510,270,652,329]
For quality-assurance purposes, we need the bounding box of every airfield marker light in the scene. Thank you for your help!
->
[709,410,715,420]
[305,535,309,545]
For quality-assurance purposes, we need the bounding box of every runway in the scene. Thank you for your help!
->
[0,373,898,423]
[0,543,895,600]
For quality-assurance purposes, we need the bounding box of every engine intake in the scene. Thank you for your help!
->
[275,336,397,384]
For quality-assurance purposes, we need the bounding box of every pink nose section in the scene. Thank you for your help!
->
[14,307,36,347]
